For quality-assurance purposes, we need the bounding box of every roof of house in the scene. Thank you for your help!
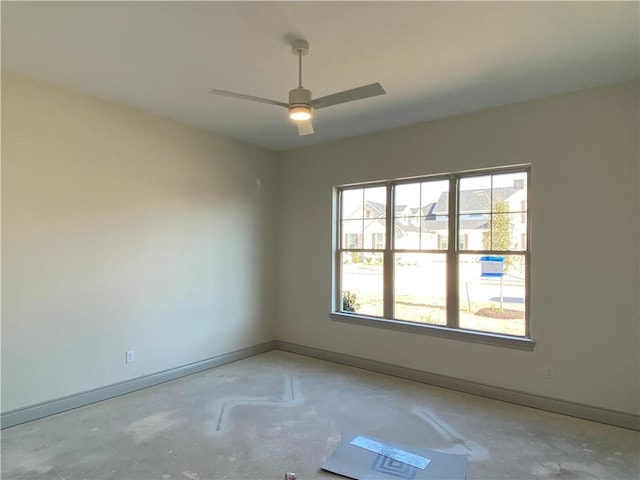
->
[365,201,386,217]
[349,195,509,234]
[432,186,521,215]
[425,219,489,231]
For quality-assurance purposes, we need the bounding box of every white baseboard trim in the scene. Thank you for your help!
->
[275,340,639,431]
[1,341,276,429]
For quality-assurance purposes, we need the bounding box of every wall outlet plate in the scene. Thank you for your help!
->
[126,350,135,363]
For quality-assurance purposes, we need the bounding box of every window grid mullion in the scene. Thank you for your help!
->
[360,188,365,250]
[447,175,459,329]
[383,182,394,319]
[335,189,343,312]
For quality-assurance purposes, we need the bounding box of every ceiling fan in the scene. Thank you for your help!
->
[210,40,386,136]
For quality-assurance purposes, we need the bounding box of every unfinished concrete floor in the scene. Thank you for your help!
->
[2,351,638,479]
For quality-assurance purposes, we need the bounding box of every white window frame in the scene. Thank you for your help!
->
[331,166,534,351]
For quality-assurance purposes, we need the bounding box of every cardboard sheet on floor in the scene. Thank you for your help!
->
[322,434,467,480]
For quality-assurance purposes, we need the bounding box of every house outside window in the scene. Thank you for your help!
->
[334,167,530,340]
[372,233,385,249]
[345,233,359,249]
[458,233,469,250]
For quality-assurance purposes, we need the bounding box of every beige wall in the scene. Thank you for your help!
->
[276,81,640,415]
[3,72,638,418]
[1,72,278,411]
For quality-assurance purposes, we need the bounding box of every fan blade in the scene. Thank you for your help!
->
[296,119,314,136]
[210,88,289,108]
[309,83,385,110]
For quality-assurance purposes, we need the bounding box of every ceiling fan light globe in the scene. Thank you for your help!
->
[289,105,312,121]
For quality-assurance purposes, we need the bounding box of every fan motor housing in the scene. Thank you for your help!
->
[289,87,311,106]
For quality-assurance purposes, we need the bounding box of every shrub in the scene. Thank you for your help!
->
[342,290,360,312]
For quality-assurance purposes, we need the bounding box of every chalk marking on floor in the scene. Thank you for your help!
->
[214,375,303,432]
[413,408,490,462]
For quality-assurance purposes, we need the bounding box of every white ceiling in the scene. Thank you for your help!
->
[2,2,638,151]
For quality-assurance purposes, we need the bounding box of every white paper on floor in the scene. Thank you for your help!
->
[350,436,431,469]
[322,433,467,480]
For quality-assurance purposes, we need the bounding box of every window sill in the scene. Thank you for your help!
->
[329,312,535,351]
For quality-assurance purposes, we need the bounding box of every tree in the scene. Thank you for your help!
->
[482,199,513,272]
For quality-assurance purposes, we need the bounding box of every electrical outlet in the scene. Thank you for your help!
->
[126,350,135,364]
[544,366,554,379]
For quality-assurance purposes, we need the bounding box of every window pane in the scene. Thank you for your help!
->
[459,175,492,214]
[492,172,527,212]
[395,183,421,210]
[422,180,449,250]
[341,252,384,317]
[370,232,385,250]
[423,215,448,250]
[395,217,420,249]
[394,183,420,249]
[395,180,449,251]
[458,171,528,252]
[364,186,387,219]
[486,213,524,251]
[458,254,526,336]
[341,220,363,248]
[342,188,363,219]
[394,253,447,325]
[458,214,489,251]
[362,223,385,250]
[422,180,449,209]
[427,180,450,217]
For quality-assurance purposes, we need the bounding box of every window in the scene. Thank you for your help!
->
[439,233,468,250]
[372,233,385,249]
[345,233,359,249]
[458,234,469,250]
[334,167,530,342]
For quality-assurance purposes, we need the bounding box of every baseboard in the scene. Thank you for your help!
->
[5,339,638,431]
[1,341,276,429]
[275,340,640,431]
